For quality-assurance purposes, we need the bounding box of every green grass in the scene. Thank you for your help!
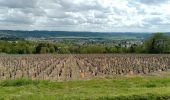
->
[0,76,170,100]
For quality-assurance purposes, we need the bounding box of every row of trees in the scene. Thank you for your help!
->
[0,33,170,54]
[0,41,130,54]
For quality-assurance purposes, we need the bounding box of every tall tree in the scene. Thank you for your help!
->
[144,33,170,53]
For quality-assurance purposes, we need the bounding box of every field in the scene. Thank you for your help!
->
[0,54,169,81]
[0,54,169,100]
[0,72,170,100]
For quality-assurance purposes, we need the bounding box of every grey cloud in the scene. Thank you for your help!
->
[0,10,34,25]
[136,0,169,5]
[19,8,45,16]
[57,0,106,12]
[143,17,163,25]
[142,16,170,28]
[0,0,37,8]
[0,0,170,32]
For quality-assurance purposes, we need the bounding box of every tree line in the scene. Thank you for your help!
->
[0,33,170,54]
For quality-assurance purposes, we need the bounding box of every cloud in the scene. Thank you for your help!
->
[0,9,34,24]
[0,0,37,8]
[0,0,170,32]
[136,0,169,5]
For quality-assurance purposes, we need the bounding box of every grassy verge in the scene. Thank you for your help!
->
[0,76,170,100]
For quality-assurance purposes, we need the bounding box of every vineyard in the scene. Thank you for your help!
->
[0,54,169,80]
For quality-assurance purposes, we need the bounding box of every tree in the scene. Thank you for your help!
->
[26,46,35,54]
[59,47,70,54]
[144,33,170,53]
[49,47,55,53]
[35,43,45,54]
[40,47,47,54]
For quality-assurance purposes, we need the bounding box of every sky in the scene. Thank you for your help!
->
[0,0,170,32]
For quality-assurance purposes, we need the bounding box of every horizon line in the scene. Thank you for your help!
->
[0,30,170,33]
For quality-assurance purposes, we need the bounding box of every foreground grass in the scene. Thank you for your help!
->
[0,76,170,100]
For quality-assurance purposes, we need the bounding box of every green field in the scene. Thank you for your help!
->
[0,75,170,100]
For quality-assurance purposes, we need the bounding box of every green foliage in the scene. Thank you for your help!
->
[59,47,70,54]
[0,33,169,54]
[79,46,107,54]
[49,47,55,53]
[144,33,170,53]
[40,47,48,54]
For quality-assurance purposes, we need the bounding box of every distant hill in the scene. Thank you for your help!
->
[0,30,169,40]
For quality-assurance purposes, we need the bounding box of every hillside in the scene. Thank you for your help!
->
[0,30,151,40]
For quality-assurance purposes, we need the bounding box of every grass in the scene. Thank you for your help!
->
[0,76,170,100]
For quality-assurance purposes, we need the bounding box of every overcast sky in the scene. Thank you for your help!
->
[0,0,170,32]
